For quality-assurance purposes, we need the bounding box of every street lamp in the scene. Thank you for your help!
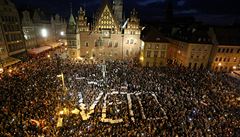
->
[77,57,83,61]
[122,34,124,60]
[57,72,67,95]
[0,57,3,73]
[8,69,12,73]
[41,28,48,38]
[60,31,65,36]
[0,68,3,73]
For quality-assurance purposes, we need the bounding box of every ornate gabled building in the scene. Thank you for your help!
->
[51,14,67,41]
[22,10,37,49]
[0,0,26,57]
[66,13,80,58]
[21,9,67,49]
[67,0,141,60]
[77,7,89,32]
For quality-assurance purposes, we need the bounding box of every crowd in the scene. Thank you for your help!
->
[0,49,239,136]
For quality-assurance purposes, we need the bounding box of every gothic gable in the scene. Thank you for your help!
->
[94,4,120,33]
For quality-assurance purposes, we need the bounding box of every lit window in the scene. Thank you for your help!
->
[222,48,225,53]
[130,39,134,44]
[234,57,237,62]
[114,42,118,47]
[147,51,151,58]
[154,51,158,58]
[223,58,226,62]
[226,49,229,53]
[109,41,112,47]
[237,49,240,53]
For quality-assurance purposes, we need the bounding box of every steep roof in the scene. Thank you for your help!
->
[214,27,240,46]
[69,13,76,25]
[141,27,169,43]
[67,13,78,34]
[170,25,212,44]
[93,1,120,31]
[0,0,15,6]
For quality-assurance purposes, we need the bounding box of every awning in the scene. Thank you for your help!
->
[27,46,51,55]
[1,57,21,68]
[43,42,62,49]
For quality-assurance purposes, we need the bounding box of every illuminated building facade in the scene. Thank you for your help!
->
[67,0,141,60]
[212,46,240,72]
[21,9,67,49]
[0,18,8,62]
[159,26,213,69]
[66,13,80,58]
[210,27,240,72]
[140,30,169,67]
[21,11,38,49]
[0,0,26,57]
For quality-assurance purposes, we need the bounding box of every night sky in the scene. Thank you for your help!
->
[12,0,240,25]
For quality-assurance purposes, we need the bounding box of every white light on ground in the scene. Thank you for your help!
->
[0,68,3,73]
[60,31,65,36]
[8,69,12,73]
[41,28,48,38]
[78,57,83,60]
[24,35,28,40]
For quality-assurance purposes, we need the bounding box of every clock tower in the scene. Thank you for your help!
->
[67,13,81,58]
[113,0,123,24]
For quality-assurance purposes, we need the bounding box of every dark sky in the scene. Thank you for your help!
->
[12,0,240,25]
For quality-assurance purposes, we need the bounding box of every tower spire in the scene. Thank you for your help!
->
[84,0,86,9]
[70,2,73,14]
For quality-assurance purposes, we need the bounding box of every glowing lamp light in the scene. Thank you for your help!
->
[140,56,144,61]
[78,57,83,60]
[60,31,65,36]
[24,35,28,40]
[41,28,48,38]
[90,57,94,60]
[233,66,237,70]
[59,111,64,115]
[8,69,12,73]
[47,55,51,58]
[218,63,222,66]
[0,68,3,73]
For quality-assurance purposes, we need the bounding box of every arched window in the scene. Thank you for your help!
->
[130,39,134,44]
[109,41,112,47]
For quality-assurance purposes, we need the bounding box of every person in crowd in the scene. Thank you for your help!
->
[0,48,239,136]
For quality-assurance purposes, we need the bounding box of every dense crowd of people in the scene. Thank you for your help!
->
[0,49,239,136]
